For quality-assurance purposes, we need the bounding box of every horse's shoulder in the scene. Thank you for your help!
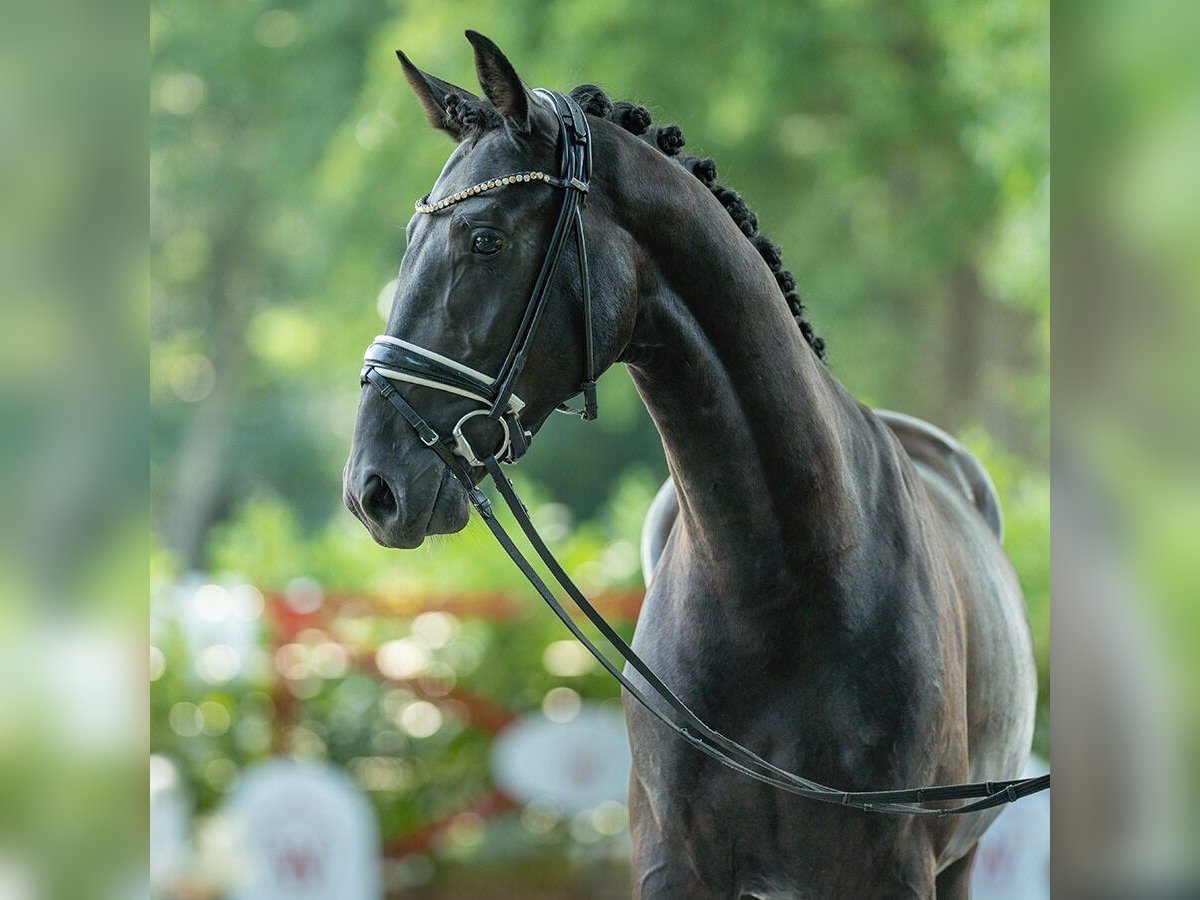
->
[873,408,1003,541]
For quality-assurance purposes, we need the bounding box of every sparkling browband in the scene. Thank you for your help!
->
[415,171,554,214]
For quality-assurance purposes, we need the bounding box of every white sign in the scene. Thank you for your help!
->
[491,704,631,814]
[150,755,191,887]
[971,756,1050,899]
[226,759,380,900]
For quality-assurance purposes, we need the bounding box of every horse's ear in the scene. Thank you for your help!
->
[464,30,531,132]
[396,50,478,141]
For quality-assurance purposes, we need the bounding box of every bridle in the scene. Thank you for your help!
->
[362,88,596,471]
[359,90,1050,815]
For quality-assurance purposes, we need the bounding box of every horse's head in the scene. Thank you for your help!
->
[344,32,637,548]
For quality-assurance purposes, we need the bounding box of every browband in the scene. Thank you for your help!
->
[415,170,582,215]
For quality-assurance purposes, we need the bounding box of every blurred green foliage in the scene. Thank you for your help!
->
[204,471,658,595]
[151,0,1048,891]
[151,488,652,897]
[151,0,1048,551]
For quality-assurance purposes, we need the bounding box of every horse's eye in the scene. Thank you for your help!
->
[471,229,505,256]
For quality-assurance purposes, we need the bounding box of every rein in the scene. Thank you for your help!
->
[360,90,1050,815]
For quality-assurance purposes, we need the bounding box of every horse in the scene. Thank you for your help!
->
[343,31,1037,899]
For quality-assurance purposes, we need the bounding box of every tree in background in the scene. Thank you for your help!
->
[152,0,1047,566]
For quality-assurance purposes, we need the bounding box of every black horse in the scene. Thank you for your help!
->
[344,32,1037,899]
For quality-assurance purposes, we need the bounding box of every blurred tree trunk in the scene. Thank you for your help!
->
[162,235,249,569]
[937,265,1045,456]
[940,264,986,430]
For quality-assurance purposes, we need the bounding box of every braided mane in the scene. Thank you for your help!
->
[437,84,827,360]
[571,84,827,361]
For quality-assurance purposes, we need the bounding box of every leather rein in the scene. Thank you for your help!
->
[359,89,1050,815]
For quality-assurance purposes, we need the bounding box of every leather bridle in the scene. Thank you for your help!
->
[359,89,1050,815]
[362,89,596,470]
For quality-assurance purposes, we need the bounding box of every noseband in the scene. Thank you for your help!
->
[361,89,596,468]
[358,90,1049,815]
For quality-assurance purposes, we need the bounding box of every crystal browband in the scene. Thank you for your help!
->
[415,169,554,213]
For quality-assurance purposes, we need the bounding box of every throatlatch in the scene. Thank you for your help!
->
[360,89,1050,816]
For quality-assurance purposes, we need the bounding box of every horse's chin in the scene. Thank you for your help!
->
[423,479,472,539]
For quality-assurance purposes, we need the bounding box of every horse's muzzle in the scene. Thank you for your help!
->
[343,461,470,548]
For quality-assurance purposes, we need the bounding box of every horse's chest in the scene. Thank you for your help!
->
[626,721,938,897]
[624,596,956,894]
[628,588,936,780]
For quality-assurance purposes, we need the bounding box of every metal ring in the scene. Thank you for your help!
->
[451,410,510,467]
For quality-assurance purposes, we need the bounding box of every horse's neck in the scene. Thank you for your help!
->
[618,175,893,586]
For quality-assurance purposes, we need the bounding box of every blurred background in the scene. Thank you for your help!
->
[12,0,1200,896]
[148,1,1051,896]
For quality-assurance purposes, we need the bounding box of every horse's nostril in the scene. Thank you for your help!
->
[362,473,397,520]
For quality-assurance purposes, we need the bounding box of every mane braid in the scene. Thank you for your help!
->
[570,84,827,361]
